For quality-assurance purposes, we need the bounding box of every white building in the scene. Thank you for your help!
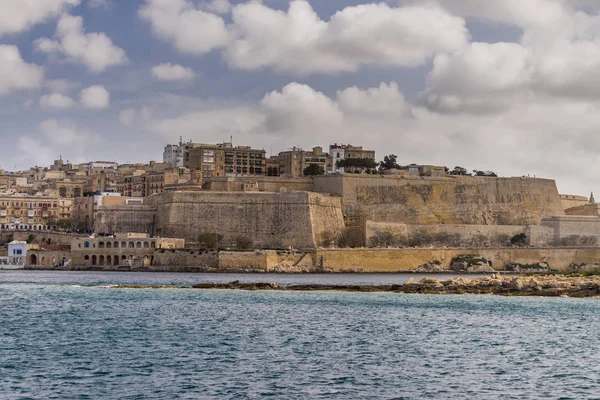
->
[7,241,27,265]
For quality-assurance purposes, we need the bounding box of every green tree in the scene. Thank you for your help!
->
[378,154,400,170]
[510,233,528,246]
[303,163,325,176]
[448,166,471,176]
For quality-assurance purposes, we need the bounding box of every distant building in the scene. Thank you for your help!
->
[7,241,27,265]
[279,147,331,177]
[186,142,266,184]
[329,144,375,174]
[418,165,446,178]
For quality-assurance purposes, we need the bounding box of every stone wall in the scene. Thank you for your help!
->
[560,194,589,211]
[146,191,344,248]
[0,230,86,246]
[204,176,313,193]
[26,250,70,267]
[312,175,565,226]
[316,248,600,272]
[365,221,527,246]
[94,205,157,234]
[541,216,600,244]
[564,203,600,216]
[153,249,218,268]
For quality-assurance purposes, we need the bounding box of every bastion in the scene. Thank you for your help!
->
[145,191,344,248]
[312,175,565,225]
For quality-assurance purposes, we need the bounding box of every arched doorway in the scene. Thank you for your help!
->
[30,254,37,265]
[99,255,105,265]
[92,255,97,265]
[114,256,119,266]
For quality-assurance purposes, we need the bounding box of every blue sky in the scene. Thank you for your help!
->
[2,0,600,195]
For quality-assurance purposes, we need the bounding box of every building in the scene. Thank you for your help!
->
[0,193,61,230]
[187,142,266,184]
[329,144,375,174]
[279,147,331,177]
[163,138,204,168]
[418,165,446,178]
[70,233,185,267]
[7,241,28,265]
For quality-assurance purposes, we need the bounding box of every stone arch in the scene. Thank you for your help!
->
[136,241,142,249]
[84,241,90,248]
[114,256,119,266]
[114,242,119,248]
[129,241,134,248]
[107,255,112,264]
[143,256,151,266]
[99,241,105,249]
[106,242,112,249]
[41,257,45,264]
[99,255,105,265]
[143,241,149,248]
[92,255,97,265]
[84,255,90,261]
[29,254,37,265]
[121,241,127,248]
[121,255,127,261]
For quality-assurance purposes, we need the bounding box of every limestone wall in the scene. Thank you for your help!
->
[26,250,70,267]
[219,251,270,271]
[146,191,344,248]
[204,176,313,192]
[541,216,600,244]
[0,230,86,246]
[153,249,218,268]
[564,204,600,216]
[365,221,527,246]
[560,194,589,211]
[316,248,600,272]
[313,175,565,226]
[94,205,157,234]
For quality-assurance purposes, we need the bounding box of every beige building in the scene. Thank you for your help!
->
[329,144,375,174]
[0,194,61,229]
[187,142,266,184]
[418,165,446,177]
[70,233,185,267]
[279,147,331,177]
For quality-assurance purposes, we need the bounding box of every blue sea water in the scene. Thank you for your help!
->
[0,272,599,399]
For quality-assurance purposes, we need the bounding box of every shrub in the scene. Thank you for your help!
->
[318,230,337,248]
[368,230,398,248]
[235,236,253,250]
[337,227,363,248]
[409,230,432,247]
[198,233,224,250]
[510,233,528,246]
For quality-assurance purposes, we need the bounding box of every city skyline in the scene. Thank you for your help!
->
[2,0,600,195]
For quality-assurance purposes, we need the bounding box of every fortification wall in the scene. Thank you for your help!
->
[564,204,600,216]
[0,230,86,245]
[365,221,527,246]
[316,248,600,272]
[94,205,157,234]
[541,216,600,244]
[313,175,564,226]
[560,194,589,211]
[205,176,313,192]
[146,191,344,248]
[153,249,218,268]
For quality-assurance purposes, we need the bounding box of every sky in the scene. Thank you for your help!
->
[1,0,600,196]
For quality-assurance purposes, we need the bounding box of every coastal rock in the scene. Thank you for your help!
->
[412,262,446,273]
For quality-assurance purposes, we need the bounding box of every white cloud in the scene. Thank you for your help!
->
[118,107,153,126]
[0,45,44,96]
[151,63,196,81]
[337,82,408,116]
[205,0,231,14]
[17,119,99,167]
[0,0,79,35]
[80,85,110,109]
[39,93,75,109]
[34,14,127,72]
[224,1,469,74]
[139,0,229,55]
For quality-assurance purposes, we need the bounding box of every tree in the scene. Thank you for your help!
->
[336,158,377,173]
[198,233,224,250]
[510,233,528,246]
[448,166,471,176]
[303,163,325,176]
[473,170,498,177]
[379,154,400,170]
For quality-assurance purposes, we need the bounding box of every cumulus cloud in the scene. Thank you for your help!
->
[338,82,408,116]
[139,0,229,55]
[34,14,127,72]
[0,45,44,96]
[224,1,469,74]
[39,93,75,109]
[0,0,79,35]
[16,119,99,167]
[204,0,231,14]
[151,63,196,81]
[80,85,110,109]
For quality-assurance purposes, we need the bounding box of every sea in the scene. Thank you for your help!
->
[0,271,598,399]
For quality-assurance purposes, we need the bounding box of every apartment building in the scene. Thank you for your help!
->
[279,147,331,177]
[0,194,61,229]
[329,144,376,174]
[187,142,266,184]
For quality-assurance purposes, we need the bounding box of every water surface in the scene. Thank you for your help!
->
[0,271,596,399]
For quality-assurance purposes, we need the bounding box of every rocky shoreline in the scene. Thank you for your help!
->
[109,274,600,297]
